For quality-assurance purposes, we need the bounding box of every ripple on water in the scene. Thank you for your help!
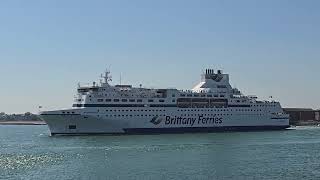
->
[0,153,64,174]
[106,143,215,153]
[42,143,213,153]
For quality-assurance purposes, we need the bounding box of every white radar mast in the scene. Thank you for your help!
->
[101,68,112,86]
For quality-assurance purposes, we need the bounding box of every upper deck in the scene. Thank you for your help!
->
[72,68,279,109]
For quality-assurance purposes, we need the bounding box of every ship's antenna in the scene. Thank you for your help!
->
[38,105,43,114]
[104,68,112,84]
[120,73,122,85]
[100,74,103,85]
[269,96,274,102]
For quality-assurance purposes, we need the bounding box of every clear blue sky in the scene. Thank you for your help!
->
[1,0,319,114]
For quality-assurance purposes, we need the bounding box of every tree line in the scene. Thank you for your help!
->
[0,112,42,121]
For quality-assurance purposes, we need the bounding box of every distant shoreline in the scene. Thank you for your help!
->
[0,121,46,125]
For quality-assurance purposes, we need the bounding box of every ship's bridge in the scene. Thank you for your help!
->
[192,69,233,94]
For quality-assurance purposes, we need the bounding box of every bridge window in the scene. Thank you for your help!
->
[217,85,227,88]
[114,99,119,102]
[106,99,111,102]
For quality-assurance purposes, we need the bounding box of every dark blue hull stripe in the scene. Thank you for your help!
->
[50,125,290,135]
[123,126,290,134]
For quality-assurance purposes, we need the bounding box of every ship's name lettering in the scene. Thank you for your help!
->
[164,115,222,126]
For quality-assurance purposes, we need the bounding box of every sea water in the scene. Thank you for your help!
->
[0,125,320,180]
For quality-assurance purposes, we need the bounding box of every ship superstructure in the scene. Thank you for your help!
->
[40,68,289,135]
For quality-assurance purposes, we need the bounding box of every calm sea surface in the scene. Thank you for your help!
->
[0,125,320,180]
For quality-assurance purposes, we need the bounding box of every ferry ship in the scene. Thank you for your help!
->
[40,68,290,135]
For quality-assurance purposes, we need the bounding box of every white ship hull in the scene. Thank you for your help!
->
[41,107,290,135]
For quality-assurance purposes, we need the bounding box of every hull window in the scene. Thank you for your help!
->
[69,125,77,129]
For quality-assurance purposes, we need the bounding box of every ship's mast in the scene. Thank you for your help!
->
[101,68,112,86]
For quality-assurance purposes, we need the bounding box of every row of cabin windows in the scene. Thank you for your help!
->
[96,99,173,103]
[62,111,75,114]
[90,100,275,108]
[104,109,262,112]
[94,95,227,101]
[103,113,266,117]
[106,109,166,112]
[176,103,275,109]
[180,94,225,98]
[105,114,165,117]
[178,113,266,116]
[235,100,247,103]
[253,104,276,107]
[99,94,214,98]
[178,109,263,112]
